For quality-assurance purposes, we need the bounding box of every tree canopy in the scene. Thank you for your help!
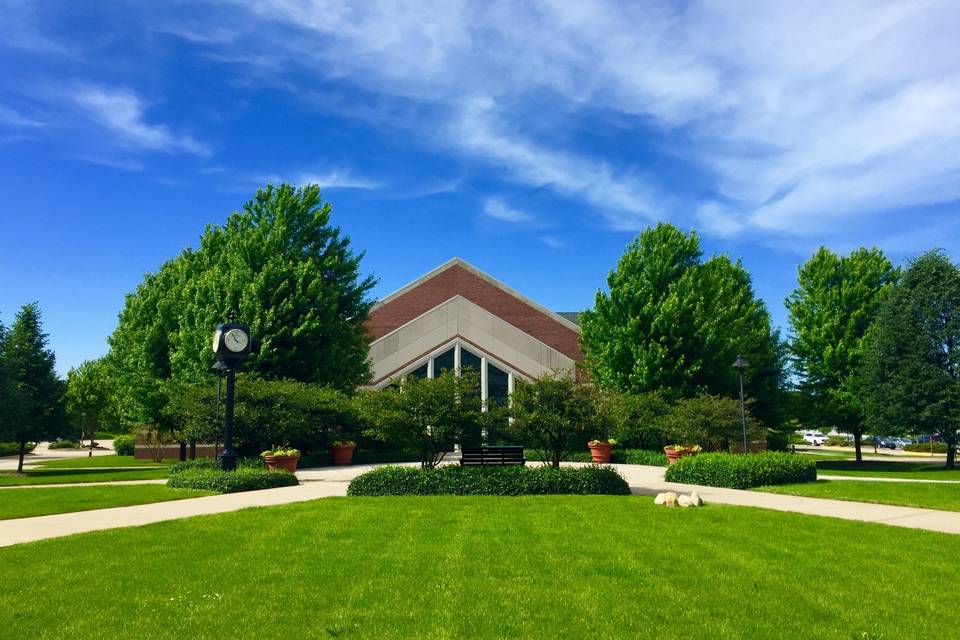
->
[107,183,376,427]
[785,246,898,461]
[860,250,960,467]
[64,357,115,439]
[579,223,784,424]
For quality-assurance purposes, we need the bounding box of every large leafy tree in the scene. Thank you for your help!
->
[860,251,960,468]
[580,223,785,424]
[786,247,898,462]
[108,183,376,427]
[1,304,65,472]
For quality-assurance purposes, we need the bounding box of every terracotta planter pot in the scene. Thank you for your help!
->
[664,448,686,465]
[329,444,356,466]
[588,442,614,463]
[263,454,300,473]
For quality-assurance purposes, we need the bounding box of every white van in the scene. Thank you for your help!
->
[802,431,828,446]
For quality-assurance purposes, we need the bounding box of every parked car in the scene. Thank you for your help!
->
[894,437,913,448]
[877,438,897,450]
[802,431,828,446]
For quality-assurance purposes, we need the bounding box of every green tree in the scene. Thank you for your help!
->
[108,183,376,427]
[786,247,898,462]
[355,370,485,468]
[1,304,65,472]
[580,223,784,424]
[860,251,960,468]
[64,358,115,447]
[507,372,601,467]
[599,389,669,449]
[165,376,356,454]
[662,395,763,452]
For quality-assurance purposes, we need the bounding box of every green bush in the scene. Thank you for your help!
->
[298,448,422,468]
[168,467,298,493]
[0,442,36,457]
[904,442,947,453]
[112,435,135,456]
[169,457,265,475]
[824,436,852,447]
[347,464,631,496]
[49,439,81,449]
[664,452,816,489]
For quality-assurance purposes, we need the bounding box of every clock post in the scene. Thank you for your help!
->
[212,317,252,471]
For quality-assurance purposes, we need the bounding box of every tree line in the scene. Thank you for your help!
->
[2,183,958,468]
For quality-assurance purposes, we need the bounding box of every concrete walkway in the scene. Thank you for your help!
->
[4,462,960,548]
[818,474,960,484]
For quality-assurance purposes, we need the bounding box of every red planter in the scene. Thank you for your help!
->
[263,454,300,473]
[588,442,614,463]
[664,447,692,465]
[330,444,356,466]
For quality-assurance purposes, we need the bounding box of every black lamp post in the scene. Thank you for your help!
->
[732,355,748,454]
[212,316,251,471]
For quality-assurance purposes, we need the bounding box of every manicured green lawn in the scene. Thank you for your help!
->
[33,455,173,469]
[0,485,213,520]
[1,497,958,638]
[0,467,169,486]
[758,479,960,512]
[817,460,960,479]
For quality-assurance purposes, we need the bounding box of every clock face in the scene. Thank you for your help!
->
[224,328,249,353]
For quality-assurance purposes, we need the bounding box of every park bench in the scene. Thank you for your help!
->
[460,446,526,466]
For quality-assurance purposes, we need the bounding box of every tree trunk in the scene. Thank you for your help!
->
[89,428,96,458]
[853,432,862,463]
[189,438,197,460]
[947,444,956,469]
[17,441,26,474]
[179,441,187,462]
[552,452,561,468]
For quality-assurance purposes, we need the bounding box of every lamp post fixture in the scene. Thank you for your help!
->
[212,315,251,471]
[732,355,749,455]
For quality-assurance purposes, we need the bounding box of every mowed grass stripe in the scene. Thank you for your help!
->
[1,496,957,638]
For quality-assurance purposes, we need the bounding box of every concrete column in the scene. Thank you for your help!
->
[454,342,461,374]
[480,356,488,405]
[427,357,434,379]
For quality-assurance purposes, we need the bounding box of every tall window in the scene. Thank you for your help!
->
[391,340,515,404]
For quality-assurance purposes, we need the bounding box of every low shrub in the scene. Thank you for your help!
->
[112,435,135,456]
[664,452,816,489]
[49,439,81,449]
[0,442,36,457]
[824,436,852,447]
[169,457,265,475]
[347,464,631,497]
[168,467,298,493]
[298,448,422,468]
[904,442,947,453]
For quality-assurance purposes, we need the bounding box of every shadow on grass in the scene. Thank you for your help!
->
[817,460,949,474]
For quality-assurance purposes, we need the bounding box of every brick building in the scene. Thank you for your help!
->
[366,258,583,401]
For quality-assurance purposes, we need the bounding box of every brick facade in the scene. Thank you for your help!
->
[368,263,582,363]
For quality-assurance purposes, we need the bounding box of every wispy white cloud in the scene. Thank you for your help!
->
[222,0,960,250]
[73,85,210,156]
[0,103,43,128]
[540,235,565,250]
[483,198,533,224]
[255,168,381,191]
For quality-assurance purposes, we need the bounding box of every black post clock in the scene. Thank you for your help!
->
[212,317,251,471]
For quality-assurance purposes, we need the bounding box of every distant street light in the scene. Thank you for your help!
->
[732,355,749,455]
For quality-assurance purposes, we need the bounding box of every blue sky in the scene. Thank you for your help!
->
[1,1,959,375]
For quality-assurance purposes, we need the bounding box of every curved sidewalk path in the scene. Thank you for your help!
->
[3,463,960,548]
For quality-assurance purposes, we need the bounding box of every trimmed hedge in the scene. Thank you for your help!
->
[168,467,298,493]
[169,457,265,475]
[664,452,816,489]
[347,464,631,497]
[112,435,135,456]
[49,439,81,450]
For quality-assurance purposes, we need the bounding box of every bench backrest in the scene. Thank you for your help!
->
[460,446,525,465]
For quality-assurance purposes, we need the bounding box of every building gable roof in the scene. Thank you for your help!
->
[368,258,582,362]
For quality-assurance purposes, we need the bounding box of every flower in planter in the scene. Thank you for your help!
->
[330,440,356,448]
[588,438,617,446]
[260,445,300,458]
